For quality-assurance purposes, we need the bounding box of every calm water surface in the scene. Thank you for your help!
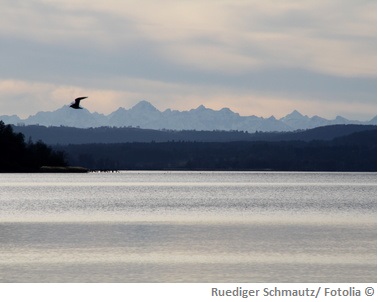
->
[0,171,376,282]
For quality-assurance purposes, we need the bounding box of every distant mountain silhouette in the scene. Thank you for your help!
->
[1,100,375,132]
[11,124,376,145]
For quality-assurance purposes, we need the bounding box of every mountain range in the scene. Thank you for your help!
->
[1,100,376,132]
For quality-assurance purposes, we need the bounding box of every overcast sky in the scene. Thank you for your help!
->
[0,0,376,120]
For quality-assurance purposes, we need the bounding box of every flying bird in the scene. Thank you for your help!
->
[70,97,88,109]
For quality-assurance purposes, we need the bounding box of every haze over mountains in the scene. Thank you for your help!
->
[1,100,376,132]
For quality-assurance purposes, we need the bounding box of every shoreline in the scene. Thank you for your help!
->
[39,166,89,173]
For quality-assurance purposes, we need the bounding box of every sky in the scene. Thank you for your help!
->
[0,0,376,120]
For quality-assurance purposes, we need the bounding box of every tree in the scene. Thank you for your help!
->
[0,121,67,172]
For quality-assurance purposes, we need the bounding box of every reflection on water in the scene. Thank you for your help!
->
[0,172,376,282]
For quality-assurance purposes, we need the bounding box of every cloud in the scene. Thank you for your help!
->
[0,0,376,120]
[1,74,375,121]
[0,79,135,118]
[223,0,376,77]
[3,0,374,76]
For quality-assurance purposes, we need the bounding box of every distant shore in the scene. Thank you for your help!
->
[39,166,89,173]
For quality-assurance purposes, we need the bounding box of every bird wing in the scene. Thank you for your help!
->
[74,96,88,105]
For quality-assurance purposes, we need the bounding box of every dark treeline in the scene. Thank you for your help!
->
[0,121,67,172]
[13,124,376,145]
[57,130,377,172]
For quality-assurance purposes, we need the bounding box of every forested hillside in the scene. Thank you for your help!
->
[57,130,376,172]
[13,124,376,144]
[0,121,67,172]
[4,120,376,172]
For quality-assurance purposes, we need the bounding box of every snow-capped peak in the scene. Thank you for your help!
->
[131,100,158,112]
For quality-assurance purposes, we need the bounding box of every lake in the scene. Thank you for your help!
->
[0,171,376,282]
